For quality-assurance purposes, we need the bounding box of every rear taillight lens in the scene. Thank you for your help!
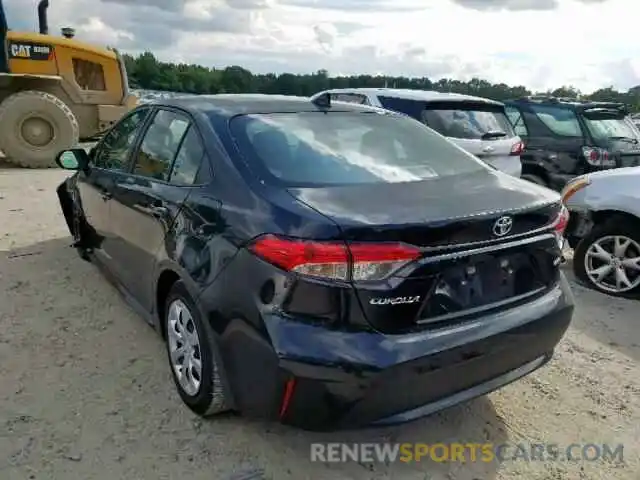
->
[582,146,614,167]
[510,141,524,156]
[248,234,421,281]
[551,204,570,248]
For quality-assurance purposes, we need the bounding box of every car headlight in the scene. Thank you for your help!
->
[561,176,590,204]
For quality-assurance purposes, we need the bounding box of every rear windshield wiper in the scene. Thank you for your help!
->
[608,136,639,144]
[481,131,507,140]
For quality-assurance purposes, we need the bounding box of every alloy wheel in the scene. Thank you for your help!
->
[584,235,640,293]
[167,299,203,396]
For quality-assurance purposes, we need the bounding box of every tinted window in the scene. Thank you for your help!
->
[505,105,529,137]
[133,109,189,181]
[170,126,205,185]
[529,104,582,137]
[582,113,640,142]
[378,96,515,140]
[228,111,488,187]
[330,93,370,105]
[94,108,149,170]
[421,107,515,140]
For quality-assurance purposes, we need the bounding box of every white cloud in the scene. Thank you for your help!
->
[3,0,639,92]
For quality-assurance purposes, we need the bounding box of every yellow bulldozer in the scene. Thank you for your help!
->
[0,0,137,168]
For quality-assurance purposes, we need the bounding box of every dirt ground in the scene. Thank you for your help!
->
[0,166,638,480]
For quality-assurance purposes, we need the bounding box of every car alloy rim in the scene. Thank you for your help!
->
[167,299,202,396]
[584,235,640,293]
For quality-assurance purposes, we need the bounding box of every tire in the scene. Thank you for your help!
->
[521,174,547,186]
[573,219,640,297]
[164,281,229,416]
[0,90,79,168]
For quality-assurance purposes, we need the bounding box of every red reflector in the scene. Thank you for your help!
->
[279,378,296,419]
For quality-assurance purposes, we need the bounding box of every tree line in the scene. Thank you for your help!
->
[123,52,640,111]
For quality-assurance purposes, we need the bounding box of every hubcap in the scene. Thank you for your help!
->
[20,116,55,147]
[167,299,202,396]
[584,235,640,293]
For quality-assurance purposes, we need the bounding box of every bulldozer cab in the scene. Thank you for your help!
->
[0,0,137,168]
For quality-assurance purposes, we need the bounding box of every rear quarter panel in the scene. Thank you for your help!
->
[565,171,640,218]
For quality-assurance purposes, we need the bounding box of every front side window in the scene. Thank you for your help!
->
[133,109,189,181]
[529,104,582,137]
[227,111,488,187]
[93,108,150,171]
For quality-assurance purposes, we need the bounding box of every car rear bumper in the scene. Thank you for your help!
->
[220,273,574,431]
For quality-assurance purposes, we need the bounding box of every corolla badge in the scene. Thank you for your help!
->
[369,296,421,306]
[492,216,513,237]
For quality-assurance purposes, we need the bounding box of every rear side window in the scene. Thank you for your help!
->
[227,111,488,187]
[170,126,206,186]
[529,104,582,137]
[505,105,529,137]
[133,109,189,181]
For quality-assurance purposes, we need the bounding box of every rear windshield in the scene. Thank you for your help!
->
[377,96,515,141]
[582,114,640,142]
[228,111,488,187]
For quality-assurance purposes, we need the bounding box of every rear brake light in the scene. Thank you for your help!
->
[582,146,614,167]
[248,234,421,281]
[510,141,524,156]
[551,204,570,248]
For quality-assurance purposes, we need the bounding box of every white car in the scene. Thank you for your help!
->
[310,88,523,177]
[562,167,640,296]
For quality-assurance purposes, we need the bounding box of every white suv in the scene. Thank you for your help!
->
[311,88,523,177]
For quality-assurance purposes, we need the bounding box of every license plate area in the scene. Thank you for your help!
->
[419,251,553,322]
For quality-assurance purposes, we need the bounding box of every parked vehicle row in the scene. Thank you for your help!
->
[311,89,640,193]
[55,93,574,430]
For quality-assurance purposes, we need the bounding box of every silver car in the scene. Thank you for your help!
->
[310,88,523,177]
[563,167,640,296]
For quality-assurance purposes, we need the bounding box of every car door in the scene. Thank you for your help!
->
[108,108,205,309]
[75,107,151,262]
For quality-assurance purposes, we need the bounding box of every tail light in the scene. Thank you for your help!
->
[551,204,570,248]
[248,234,421,281]
[510,141,524,156]
[582,146,614,167]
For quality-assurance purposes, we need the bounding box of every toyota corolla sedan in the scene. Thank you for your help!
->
[55,94,574,431]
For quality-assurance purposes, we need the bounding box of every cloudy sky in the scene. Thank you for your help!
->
[5,0,639,93]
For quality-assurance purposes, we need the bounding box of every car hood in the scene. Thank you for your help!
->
[287,170,560,227]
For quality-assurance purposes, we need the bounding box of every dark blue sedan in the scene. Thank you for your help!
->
[55,94,574,430]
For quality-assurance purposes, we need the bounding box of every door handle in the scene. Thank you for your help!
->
[101,192,113,201]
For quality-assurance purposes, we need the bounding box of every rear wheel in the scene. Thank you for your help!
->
[0,90,79,168]
[573,220,640,297]
[164,281,229,416]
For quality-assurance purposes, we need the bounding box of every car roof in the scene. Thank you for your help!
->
[154,93,385,116]
[506,96,628,112]
[314,88,505,106]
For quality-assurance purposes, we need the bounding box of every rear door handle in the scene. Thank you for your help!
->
[101,192,113,201]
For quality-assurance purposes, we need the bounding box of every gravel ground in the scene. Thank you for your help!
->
[0,167,638,480]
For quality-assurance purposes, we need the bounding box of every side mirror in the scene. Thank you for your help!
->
[55,149,90,171]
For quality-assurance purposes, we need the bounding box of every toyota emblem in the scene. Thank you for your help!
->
[492,216,513,237]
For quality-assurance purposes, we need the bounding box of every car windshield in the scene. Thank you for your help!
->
[583,115,640,142]
[228,111,489,187]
